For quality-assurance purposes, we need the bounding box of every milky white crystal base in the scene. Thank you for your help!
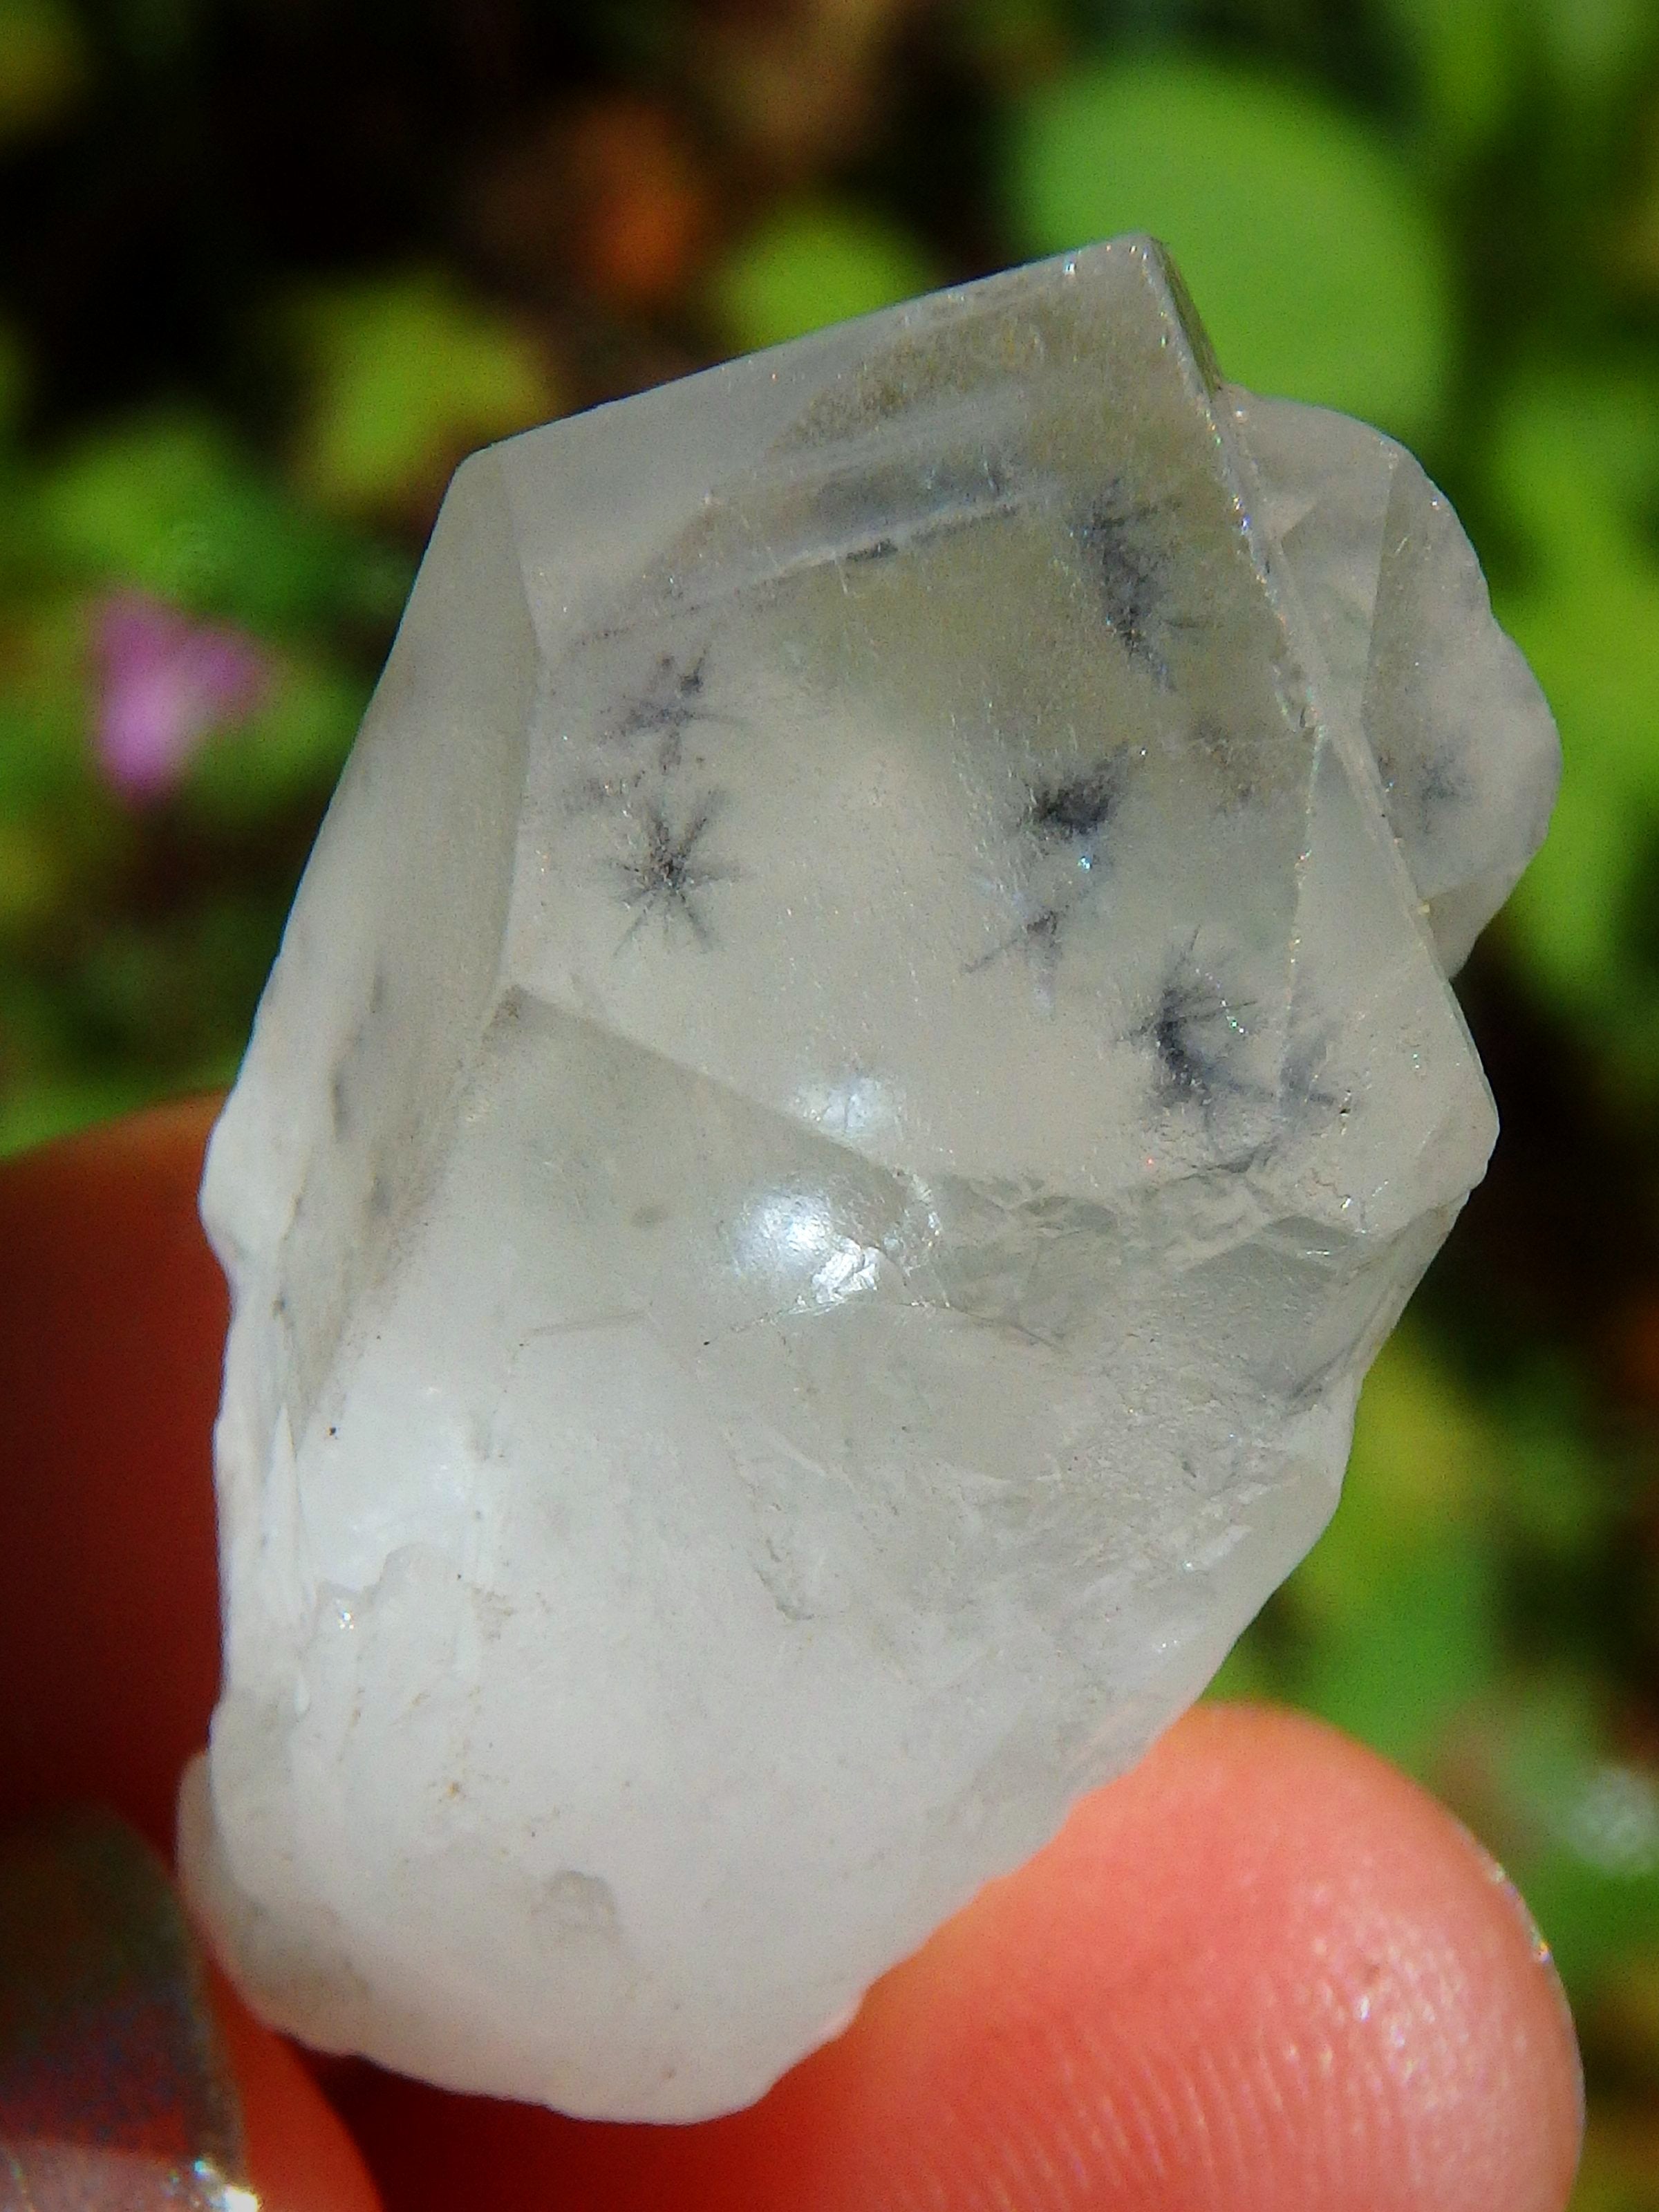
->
[180,238,1558,2121]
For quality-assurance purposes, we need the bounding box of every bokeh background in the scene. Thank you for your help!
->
[1,0,1656,2196]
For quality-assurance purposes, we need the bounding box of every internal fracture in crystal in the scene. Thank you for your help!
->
[180,238,1559,2121]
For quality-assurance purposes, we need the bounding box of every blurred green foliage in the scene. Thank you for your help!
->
[1006,58,1453,438]
[1,1,1658,2195]
[1494,366,1659,1071]
[283,272,556,517]
[713,202,941,353]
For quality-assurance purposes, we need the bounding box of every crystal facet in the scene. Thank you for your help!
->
[180,239,1559,2121]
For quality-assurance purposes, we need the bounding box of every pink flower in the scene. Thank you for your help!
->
[92,590,272,801]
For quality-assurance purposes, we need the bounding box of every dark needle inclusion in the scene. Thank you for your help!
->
[617,797,734,943]
[972,760,1133,985]
[1024,765,1123,854]
[609,648,733,774]
[1136,956,1256,1112]
[1077,486,1171,669]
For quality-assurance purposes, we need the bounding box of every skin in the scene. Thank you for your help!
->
[0,1097,1584,2211]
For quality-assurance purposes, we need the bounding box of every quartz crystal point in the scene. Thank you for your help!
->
[180,238,1558,2121]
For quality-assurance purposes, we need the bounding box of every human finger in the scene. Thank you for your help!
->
[0,1109,1584,2210]
[335,1703,1582,2212]
[0,1101,380,2206]
[0,1095,225,1855]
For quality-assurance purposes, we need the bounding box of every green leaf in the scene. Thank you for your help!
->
[1488,367,1659,1027]
[1501,709,1649,1014]
[181,653,368,826]
[1003,57,1454,440]
[1203,1627,1283,1704]
[1271,1331,1503,1771]
[1288,1534,1501,1773]
[0,595,96,807]
[286,273,555,518]
[0,812,62,933]
[709,203,939,355]
[39,412,393,635]
[1377,0,1517,153]
[0,1069,173,1159]
[1288,1329,1498,1632]
[1489,1676,1659,1994]
[1523,0,1657,100]
[1489,365,1659,574]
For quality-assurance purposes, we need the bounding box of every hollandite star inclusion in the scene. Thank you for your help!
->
[180,238,1559,2121]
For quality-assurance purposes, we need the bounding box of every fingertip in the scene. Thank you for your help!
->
[843,1702,1583,2212]
[0,1094,226,1850]
[5,1104,1578,2210]
[334,1705,1582,2212]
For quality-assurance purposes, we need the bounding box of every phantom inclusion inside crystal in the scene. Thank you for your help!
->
[179,238,1560,2121]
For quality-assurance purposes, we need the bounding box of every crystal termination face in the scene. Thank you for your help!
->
[180,239,1559,2122]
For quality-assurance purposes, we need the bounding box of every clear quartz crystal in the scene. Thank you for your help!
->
[179,238,1559,2121]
